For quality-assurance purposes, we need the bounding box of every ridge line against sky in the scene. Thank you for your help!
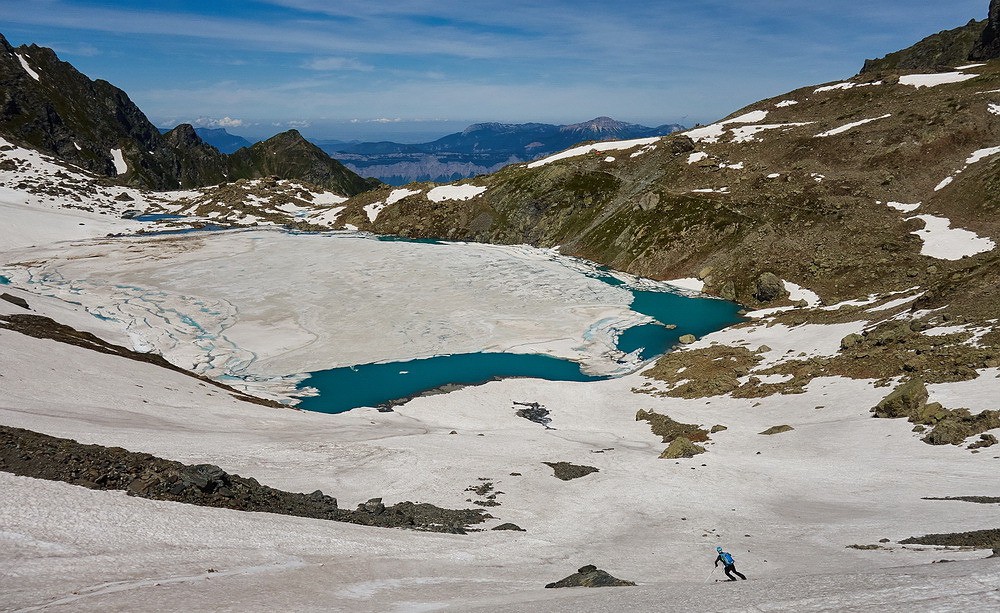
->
[0,0,988,142]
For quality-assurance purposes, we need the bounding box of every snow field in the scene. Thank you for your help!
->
[814,114,891,138]
[3,296,998,611]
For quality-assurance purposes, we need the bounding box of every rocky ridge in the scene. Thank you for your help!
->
[0,425,488,533]
[0,34,378,195]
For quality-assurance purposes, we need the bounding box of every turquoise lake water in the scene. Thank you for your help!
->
[296,260,743,414]
[0,275,9,285]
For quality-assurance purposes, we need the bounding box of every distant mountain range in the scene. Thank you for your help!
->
[315,117,685,185]
[191,128,253,154]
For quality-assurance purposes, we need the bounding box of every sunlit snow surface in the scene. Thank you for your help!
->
[909,214,996,260]
[814,114,891,137]
[899,72,978,88]
[426,184,487,201]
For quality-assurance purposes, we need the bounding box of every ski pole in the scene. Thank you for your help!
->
[704,565,717,584]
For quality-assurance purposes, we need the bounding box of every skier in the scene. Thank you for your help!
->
[715,546,747,581]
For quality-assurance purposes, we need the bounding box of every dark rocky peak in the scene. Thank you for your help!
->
[971,0,1000,59]
[861,18,987,74]
[164,123,206,149]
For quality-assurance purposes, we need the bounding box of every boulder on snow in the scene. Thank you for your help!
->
[659,437,706,459]
[545,565,636,588]
[753,273,787,303]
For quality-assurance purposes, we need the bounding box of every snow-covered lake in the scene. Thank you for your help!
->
[1,229,741,409]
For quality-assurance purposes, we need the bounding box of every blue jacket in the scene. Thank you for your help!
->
[715,552,734,566]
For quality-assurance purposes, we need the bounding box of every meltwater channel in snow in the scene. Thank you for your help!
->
[295,256,742,414]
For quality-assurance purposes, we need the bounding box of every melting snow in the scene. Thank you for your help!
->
[386,188,420,205]
[775,100,798,107]
[110,148,128,175]
[427,184,487,202]
[909,214,996,260]
[687,152,709,164]
[15,53,40,81]
[729,123,813,144]
[899,72,978,88]
[527,137,660,168]
[955,63,986,70]
[934,176,954,191]
[886,201,921,213]
[965,146,1000,165]
[664,278,705,292]
[766,173,781,179]
[814,114,891,138]
[813,81,881,93]
[990,103,1000,116]
[690,187,729,194]
[684,110,769,143]
[720,162,744,170]
[784,281,821,307]
[604,156,615,162]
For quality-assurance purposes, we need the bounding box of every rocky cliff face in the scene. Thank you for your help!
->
[970,0,1000,59]
[0,34,378,195]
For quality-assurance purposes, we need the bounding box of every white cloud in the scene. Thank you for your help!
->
[191,116,244,128]
[304,57,373,71]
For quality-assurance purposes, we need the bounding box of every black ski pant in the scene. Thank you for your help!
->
[723,563,746,580]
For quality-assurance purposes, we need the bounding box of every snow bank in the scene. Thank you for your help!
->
[886,201,921,213]
[814,114,891,138]
[426,184,487,202]
[899,72,978,88]
[664,278,705,292]
[684,110,769,144]
[110,148,128,175]
[909,214,996,260]
[775,100,798,107]
[527,137,660,168]
[965,146,1000,165]
[686,152,709,164]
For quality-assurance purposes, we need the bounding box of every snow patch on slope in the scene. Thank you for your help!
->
[426,184,487,202]
[110,148,128,175]
[815,114,891,138]
[899,72,978,88]
[684,110,769,143]
[15,53,40,81]
[527,137,660,168]
[908,214,995,260]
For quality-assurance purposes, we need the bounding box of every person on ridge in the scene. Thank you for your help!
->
[715,546,747,581]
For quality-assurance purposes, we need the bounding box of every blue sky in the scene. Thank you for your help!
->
[0,0,989,141]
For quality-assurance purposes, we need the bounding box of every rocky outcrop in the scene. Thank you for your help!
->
[542,461,599,480]
[861,19,986,74]
[870,378,1000,446]
[759,425,794,435]
[0,426,488,533]
[544,565,636,588]
[636,409,710,443]
[659,437,706,459]
[970,0,1000,60]
[228,130,380,194]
